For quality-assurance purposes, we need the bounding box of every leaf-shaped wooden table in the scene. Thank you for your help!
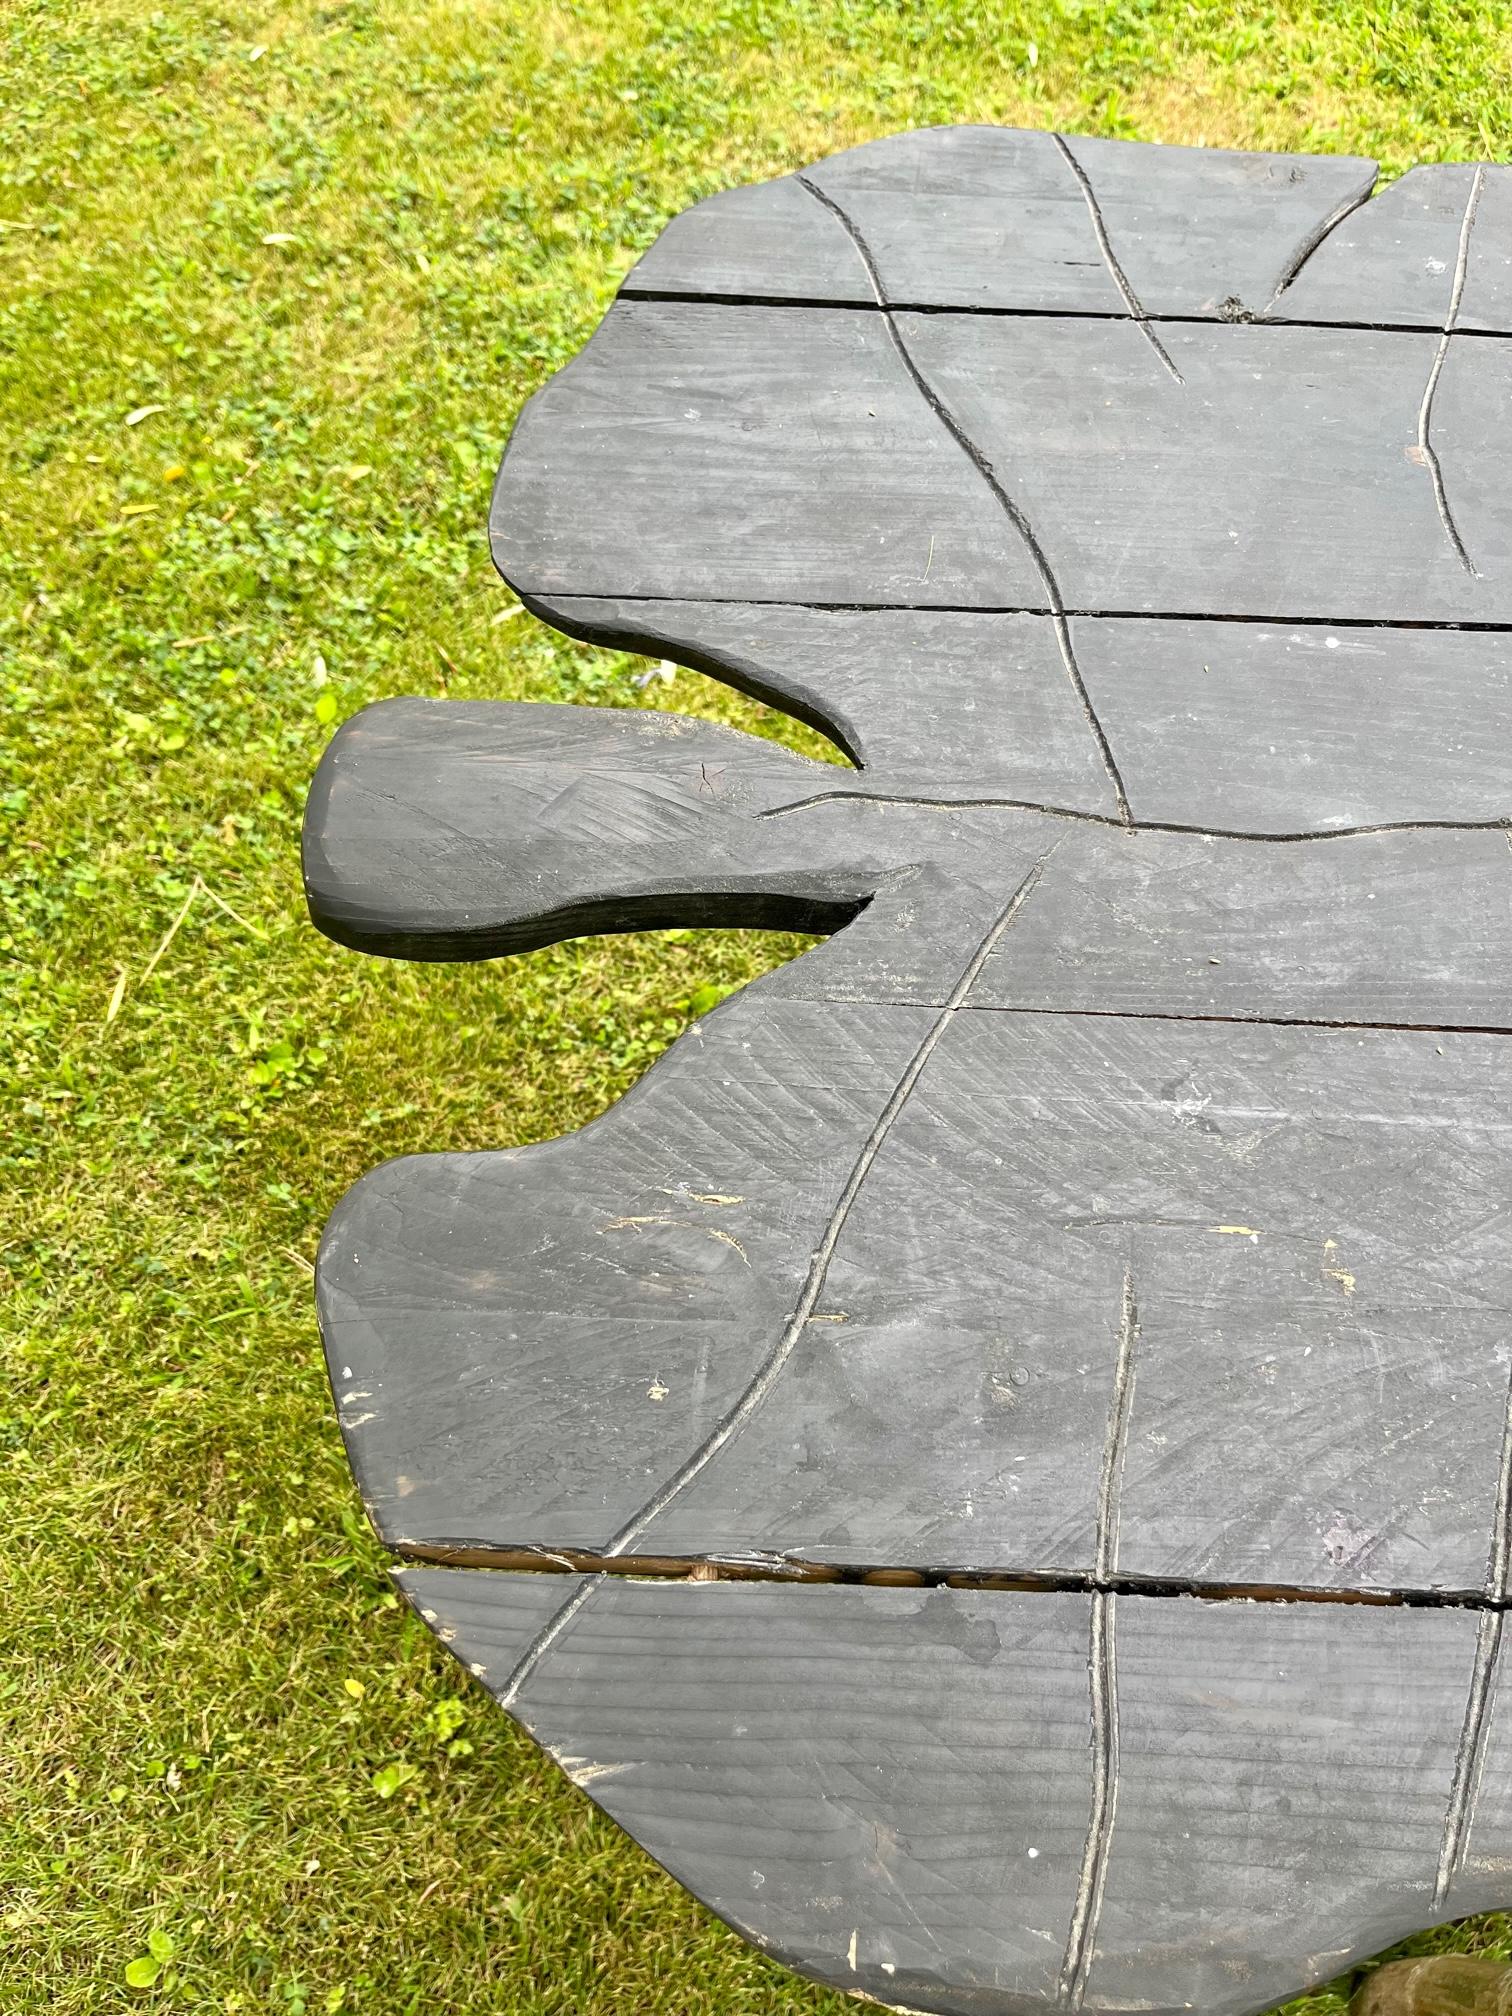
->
[304,129,1512,2016]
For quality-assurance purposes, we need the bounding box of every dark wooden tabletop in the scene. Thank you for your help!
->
[304,128,1512,2016]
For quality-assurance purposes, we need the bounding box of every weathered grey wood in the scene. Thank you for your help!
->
[498,305,1512,621]
[533,600,1125,814]
[308,707,1512,1021]
[1278,163,1512,336]
[529,599,1512,831]
[1073,618,1512,831]
[321,967,1512,1597]
[320,993,945,1552]
[882,313,1512,621]
[403,1570,1102,2012]
[627,132,1512,337]
[306,126,1512,2016]
[302,696,874,959]
[1088,1594,1475,2015]
[492,303,1046,609]
[1280,163,1487,329]
[629,128,1379,320]
[395,1569,1482,2016]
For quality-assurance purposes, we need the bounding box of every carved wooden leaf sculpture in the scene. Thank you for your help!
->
[304,129,1512,2016]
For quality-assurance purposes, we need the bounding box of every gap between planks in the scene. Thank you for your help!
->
[810,1003,1512,1042]
[393,1542,1512,1616]
[755,787,1512,844]
[527,590,1512,635]
[616,287,1512,344]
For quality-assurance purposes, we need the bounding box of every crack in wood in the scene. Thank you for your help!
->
[1096,1271,1140,1585]
[795,172,1134,826]
[1418,167,1484,579]
[495,1572,600,1712]
[531,589,1512,634]
[489,851,1058,1705]
[1060,1270,1138,2010]
[393,1538,1512,1611]
[1437,1608,1503,1907]
[616,284,1512,343]
[755,785,1512,842]
[601,848,1057,1556]
[1061,1590,1120,2010]
[1051,135,1183,383]
[1435,1346,1512,1902]
[1265,166,1380,310]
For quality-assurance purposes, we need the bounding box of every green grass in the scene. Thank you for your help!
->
[5,0,1512,2008]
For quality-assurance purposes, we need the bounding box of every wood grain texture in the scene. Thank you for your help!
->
[628,128,1378,320]
[498,305,1512,620]
[395,1570,1486,2016]
[306,127,1512,2016]
[526,600,1512,833]
[491,302,1046,609]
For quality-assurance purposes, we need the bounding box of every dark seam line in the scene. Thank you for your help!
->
[964,1005,1512,1038]
[795,172,1134,826]
[488,852,1056,1706]
[1265,168,1380,307]
[617,285,1512,341]
[533,592,1512,635]
[1436,1345,1512,1902]
[398,1543,1512,1613]
[784,998,1512,1038]
[756,787,1512,841]
[1060,1269,1138,2009]
[1419,167,1484,578]
[1051,133,1182,383]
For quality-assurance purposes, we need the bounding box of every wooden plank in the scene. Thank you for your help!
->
[1086,1594,1474,2016]
[396,1570,1099,2013]
[394,1570,1481,2016]
[957,823,1512,1027]
[633,1009,1512,1596]
[306,703,1512,1024]
[1444,1609,1512,1914]
[319,944,1512,1597]
[496,304,1512,623]
[1073,617,1512,832]
[302,695,874,960]
[491,302,1045,608]
[894,312,1512,623]
[620,173,874,305]
[1461,171,1512,333]
[535,598,1125,815]
[1047,131,1379,322]
[525,599,1512,834]
[627,129,1379,321]
[1277,162,1512,337]
[1279,163,1484,330]
[318,993,941,1554]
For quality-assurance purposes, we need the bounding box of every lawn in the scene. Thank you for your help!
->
[5,1,1512,2009]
